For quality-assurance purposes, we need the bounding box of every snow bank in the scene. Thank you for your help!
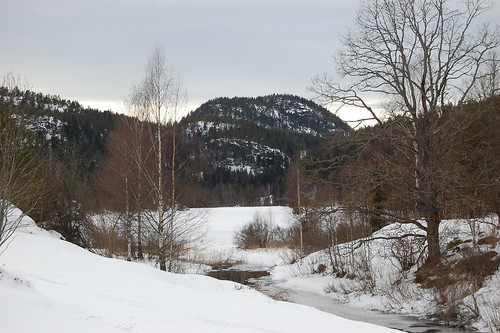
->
[270,216,500,331]
[0,208,399,333]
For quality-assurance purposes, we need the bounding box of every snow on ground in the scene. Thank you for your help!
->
[269,216,500,332]
[0,207,400,332]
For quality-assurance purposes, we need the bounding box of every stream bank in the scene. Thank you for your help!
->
[207,267,475,333]
[253,275,475,333]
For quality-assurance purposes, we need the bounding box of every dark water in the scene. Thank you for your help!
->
[208,269,476,333]
[207,269,268,285]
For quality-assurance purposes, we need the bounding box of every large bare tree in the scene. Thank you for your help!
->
[311,0,499,265]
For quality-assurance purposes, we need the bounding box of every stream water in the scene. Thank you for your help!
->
[208,269,476,333]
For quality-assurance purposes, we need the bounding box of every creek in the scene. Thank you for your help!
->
[208,268,475,333]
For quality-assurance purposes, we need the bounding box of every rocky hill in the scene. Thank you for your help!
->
[1,87,117,173]
[181,94,350,206]
[187,94,349,136]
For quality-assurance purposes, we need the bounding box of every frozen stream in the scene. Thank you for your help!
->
[197,206,489,332]
[251,275,474,333]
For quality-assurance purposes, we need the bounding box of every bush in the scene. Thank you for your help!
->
[234,213,276,249]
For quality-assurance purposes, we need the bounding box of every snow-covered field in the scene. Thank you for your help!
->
[190,206,294,269]
[0,206,401,333]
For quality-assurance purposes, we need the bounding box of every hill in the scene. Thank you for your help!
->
[0,87,118,172]
[0,87,122,244]
[187,94,349,136]
[181,94,350,206]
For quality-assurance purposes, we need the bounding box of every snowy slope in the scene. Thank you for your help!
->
[0,209,399,333]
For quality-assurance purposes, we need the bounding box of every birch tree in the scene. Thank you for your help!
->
[135,45,185,271]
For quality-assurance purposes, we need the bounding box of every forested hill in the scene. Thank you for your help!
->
[1,87,349,209]
[180,94,350,206]
[187,94,350,136]
[1,87,122,244]
[0,87,118,171]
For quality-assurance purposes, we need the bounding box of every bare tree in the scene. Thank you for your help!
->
[311,0,499,265]
[95,120,140,261]
[122,101,150,260]
[473,50,500,100]
[0,74,44,252]
[133,45,186,271]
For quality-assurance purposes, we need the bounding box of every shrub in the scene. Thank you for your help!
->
[234,213,275,249]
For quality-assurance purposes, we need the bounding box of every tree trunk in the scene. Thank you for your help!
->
[426,215,441,266]
[421,117,442,266]
[423,163,442,266]
[158,122,166,272]
[297,166,303,258]
[168,122,176,272]
[125,175,132,261]
[136,122,144,260]
[137,213,143,260]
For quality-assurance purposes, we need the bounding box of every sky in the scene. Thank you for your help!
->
[0,0,357,116]
[1,0,499,118]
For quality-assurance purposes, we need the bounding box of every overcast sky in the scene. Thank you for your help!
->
[0,0,357,114]
[1,0,499,116]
